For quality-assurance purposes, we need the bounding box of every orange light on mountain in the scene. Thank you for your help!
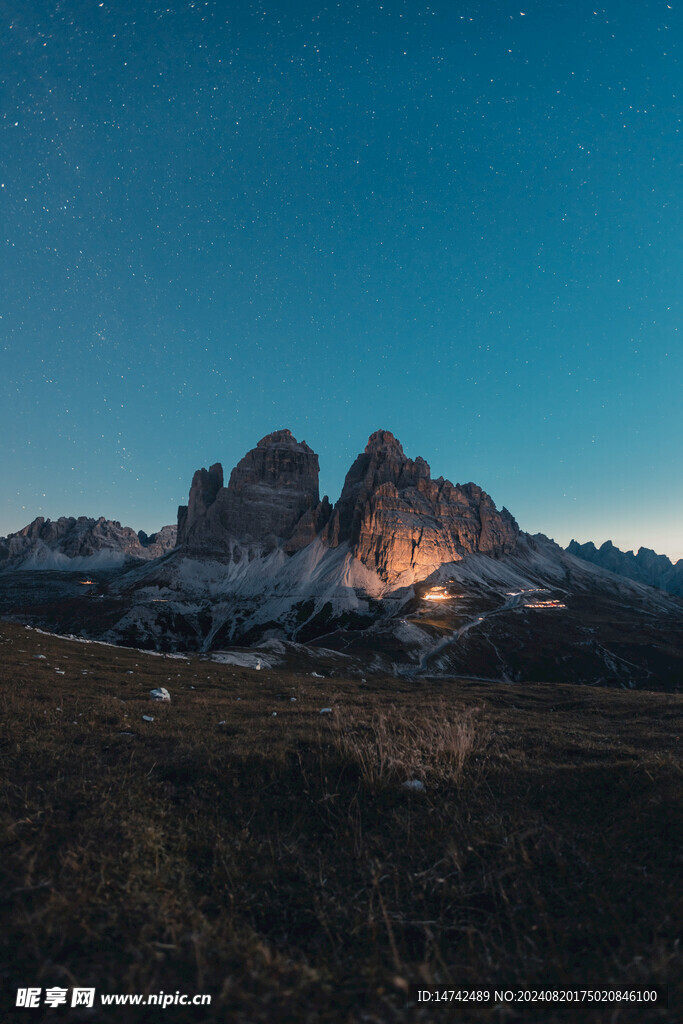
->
[423,587,450,601]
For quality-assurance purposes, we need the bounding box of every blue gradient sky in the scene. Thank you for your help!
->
[1,1,681,558]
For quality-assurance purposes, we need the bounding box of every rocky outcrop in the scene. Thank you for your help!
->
[178,430,329,555]
[1,516,177,569]
[137,525,178,559]
[323,430,518,583]
[567,539,683,598]
[176,463,223,547]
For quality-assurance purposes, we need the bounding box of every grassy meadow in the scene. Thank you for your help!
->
[0,621,680,1022]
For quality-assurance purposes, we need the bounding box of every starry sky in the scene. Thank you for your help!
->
[1,1,681,558]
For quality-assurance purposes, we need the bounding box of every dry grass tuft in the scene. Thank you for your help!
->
[328,702,483,788]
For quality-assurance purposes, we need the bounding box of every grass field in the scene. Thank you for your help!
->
[1,621,681,1022]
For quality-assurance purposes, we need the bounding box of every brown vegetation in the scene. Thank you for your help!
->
[0,621,680,1022]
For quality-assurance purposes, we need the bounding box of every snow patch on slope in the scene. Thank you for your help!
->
[210,650,279,669]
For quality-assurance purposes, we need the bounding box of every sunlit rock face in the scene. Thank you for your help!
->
[178,430,330,555]
[323,430,519,584]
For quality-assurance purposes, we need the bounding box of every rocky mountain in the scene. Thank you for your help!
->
[322,430,519,584]
[0,516,177,570]
[177,428,518,584]
[0,428,681,690]
[177,429,331,556]
[567,540,683,598]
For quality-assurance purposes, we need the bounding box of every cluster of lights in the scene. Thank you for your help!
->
[423,587,451,601]
[524,600,566,609]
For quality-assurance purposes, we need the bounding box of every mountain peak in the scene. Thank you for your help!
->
[256,429,313,454]
[364,430,404,456]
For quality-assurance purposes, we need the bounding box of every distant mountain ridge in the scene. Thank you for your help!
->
[566,539,683,598]
[0,516,177,570]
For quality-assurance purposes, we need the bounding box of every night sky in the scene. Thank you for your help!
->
[1,1,681,558]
